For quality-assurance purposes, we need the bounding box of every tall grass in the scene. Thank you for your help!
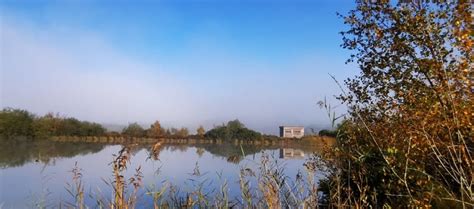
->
[65,162,84,209]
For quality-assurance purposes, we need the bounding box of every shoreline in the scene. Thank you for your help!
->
[50,135,335,145]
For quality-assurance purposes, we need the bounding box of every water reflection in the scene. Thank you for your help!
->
[0,137,333,168]
[0,138,333,208]
[279,148,305,159]
[0,138,106,168]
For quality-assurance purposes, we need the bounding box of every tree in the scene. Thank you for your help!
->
[327,1,473,207]
[204,120,261,140]
[176,127,189,138]
[81,122,106,136]
[57,118,82,136]
[226,119,244,130]
[32,112,61,138]
[196,125,205,137]
[0,108,34,138]
[0,109,105,139]
[196,147,205,157]
[122,123,145,137]
[170,128,179,136]
[147,121,164,138]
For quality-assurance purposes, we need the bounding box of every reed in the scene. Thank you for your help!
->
[60,143,327,209]
[65,162,84,209]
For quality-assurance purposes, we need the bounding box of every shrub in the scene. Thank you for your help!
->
[122,123,146,137]
[322,1,473,207]
[204,120,261,140]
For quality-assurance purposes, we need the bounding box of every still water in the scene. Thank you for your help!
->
[0,140,328,208]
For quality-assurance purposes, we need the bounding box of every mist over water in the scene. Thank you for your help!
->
[1,9,352,134]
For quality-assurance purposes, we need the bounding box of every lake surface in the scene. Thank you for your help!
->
[0,140,329,208]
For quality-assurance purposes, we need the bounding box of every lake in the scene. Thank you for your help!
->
[0,139,332,208]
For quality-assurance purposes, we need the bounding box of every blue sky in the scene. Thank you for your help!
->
[1,0,357,134]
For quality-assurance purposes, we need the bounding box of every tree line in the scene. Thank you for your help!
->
[103,119,261,140]
[0,108,106,139]
[119,121,202,138]
[0,108,262,140]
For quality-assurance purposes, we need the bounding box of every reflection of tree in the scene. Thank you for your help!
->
[196,148,205,157]
[128,144,144,156]
[192,144,265,159]
[186,139,332,162]
[148,142,163,161]
[0,138,106,168]
[169,145,188,152]
[226,155,243,164]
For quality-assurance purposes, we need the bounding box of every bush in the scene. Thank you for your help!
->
[204,119,261,140]
[122,123,146,137]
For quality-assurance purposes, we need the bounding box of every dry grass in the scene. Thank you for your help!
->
[59,142,329,209]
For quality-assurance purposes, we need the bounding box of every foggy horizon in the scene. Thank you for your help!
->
[1,0,356,135]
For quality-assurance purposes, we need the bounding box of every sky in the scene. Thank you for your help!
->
[0,0,358,134]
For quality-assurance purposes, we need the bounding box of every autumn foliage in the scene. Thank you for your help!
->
[324,0,472,208]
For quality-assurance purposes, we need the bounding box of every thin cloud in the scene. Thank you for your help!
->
[1,16,199,126]
[1,14,351,134]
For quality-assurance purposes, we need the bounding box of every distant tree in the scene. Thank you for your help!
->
[176,127,189,138]
[122,123,145,137]
[196,125,205,137]
[226,119,244,130]
[33,113,105,137]
[165,128,171,136]
[196,147,205,157]
[1,109,105,139]
[57,118,82,136]
[81,122,106,136]
[170,128,179,136]
[147,120,165,138]
[32,113,58,138]
[0,108,34,138]
[204,119,261,140]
